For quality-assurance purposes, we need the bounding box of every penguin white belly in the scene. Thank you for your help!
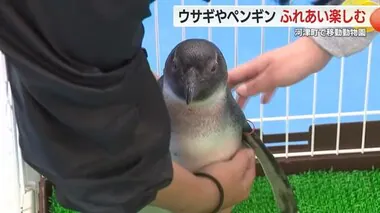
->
[170,126,242,172]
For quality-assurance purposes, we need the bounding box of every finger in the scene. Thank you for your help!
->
[236,95,248,109]
[227,55,271,89]
[261,90,275,104]
[235,72,272,98]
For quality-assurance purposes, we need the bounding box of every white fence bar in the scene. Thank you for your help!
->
[361,42,373,153]
[274,147,380,158]
[154,0,161,75]
[259,0,266,141]
[234,0,238,69]
[311,73,318,156]
[248,110,380,122]
[11,94,26,211]
[284,0,294,159]
[336,57,345,155]
[181,0,186,41]
[207,0,212,41]
[0,54,21,213]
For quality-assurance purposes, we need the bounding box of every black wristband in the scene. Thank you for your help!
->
[194,172,224,213]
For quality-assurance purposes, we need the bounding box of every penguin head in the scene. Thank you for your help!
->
[163,38,228,105]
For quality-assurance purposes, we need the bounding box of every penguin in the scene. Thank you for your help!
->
[148,38,298,213]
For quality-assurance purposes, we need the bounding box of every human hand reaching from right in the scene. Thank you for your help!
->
[228,37,332,108]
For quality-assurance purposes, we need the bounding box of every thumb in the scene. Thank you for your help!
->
[232,148,254,171]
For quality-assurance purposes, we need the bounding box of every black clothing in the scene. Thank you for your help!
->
[0,1,173,212]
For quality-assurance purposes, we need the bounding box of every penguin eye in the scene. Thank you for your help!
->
[210,65,217,73]
[172,61,179,72]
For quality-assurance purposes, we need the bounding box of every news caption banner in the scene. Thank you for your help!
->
[173,5,380,37]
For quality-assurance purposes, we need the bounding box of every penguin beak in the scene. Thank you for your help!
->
[184,69,197,105]
[185,84,195,105]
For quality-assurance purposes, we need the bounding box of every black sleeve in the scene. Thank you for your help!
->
[0,1,173,212]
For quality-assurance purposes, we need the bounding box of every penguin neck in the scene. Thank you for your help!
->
[163,82,227,111]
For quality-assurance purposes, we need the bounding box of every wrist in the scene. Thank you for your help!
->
[194,174,222,213]
[152,162,222,213]
[302,37,333,74]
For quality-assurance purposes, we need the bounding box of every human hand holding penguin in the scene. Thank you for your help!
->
[195,148,256,211]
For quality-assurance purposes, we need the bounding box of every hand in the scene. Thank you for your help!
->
[228,37,332,107]
[197,148,256,210]
[152,149,255,213]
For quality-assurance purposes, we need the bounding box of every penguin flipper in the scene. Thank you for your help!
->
[227,92,298,213]
[242,133,298,213]
[226,92,251,132]
[242,120,253,133]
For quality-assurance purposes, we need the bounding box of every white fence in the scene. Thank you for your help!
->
[148,0,380,159]
[1,54,39,213]
[1,0,379,212]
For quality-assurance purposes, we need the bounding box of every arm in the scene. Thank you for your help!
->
[0,1,217,213]
[311,0,379,57]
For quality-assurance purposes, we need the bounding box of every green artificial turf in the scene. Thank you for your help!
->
[49,169,380,213]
